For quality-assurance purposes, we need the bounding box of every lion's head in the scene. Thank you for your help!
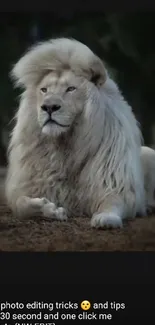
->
[11,38,107,138]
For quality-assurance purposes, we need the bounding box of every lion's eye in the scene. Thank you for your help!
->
[40,87,47,93]
[66,86,76,92]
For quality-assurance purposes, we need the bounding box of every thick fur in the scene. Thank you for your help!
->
[5,38,146,229]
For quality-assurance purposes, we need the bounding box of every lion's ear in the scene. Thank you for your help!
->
[90,72,105,87]
[89,58,107,87]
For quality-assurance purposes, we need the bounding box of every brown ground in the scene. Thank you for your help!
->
[1,168,155,251]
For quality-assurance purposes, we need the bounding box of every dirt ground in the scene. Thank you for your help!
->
[1,168,155,251]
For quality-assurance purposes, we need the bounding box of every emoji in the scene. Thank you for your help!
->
[81,300,91,311]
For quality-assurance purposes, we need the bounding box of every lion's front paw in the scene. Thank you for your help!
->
[56,207,68,221]
[42,202,67,221]
[91,212,123,229]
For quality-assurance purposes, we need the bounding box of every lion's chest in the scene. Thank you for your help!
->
[26,145,92,217]
[46,169,86,216]
[42,155,90,217]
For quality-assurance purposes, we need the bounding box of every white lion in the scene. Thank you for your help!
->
[5,37,148,229]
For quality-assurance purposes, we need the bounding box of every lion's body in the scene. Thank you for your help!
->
[5,38,147,228]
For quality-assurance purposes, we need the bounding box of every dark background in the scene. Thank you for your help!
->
[0,11,155,165]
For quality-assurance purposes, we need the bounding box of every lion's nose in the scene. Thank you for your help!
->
[41,104,61,114]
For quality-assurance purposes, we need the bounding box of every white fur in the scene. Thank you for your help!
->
[5,38,146,229]
[91,213,123,229]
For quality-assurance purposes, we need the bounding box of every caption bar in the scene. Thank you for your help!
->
[0,301,126,323]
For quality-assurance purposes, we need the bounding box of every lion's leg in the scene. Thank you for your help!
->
[91,195,125,229]
[15,196,67,221]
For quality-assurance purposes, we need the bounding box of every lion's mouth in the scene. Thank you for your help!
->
[44,118,70,128]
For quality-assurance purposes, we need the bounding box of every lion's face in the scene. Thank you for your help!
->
[37,70,88,137]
